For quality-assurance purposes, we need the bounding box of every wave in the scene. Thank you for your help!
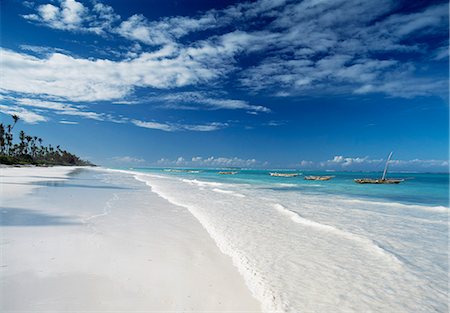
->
[180,178,224,187]
[133,173,286,312]
[340,198,448,213]
[212,188,246,198]
[273,203,403,266]
[275,183,297,187]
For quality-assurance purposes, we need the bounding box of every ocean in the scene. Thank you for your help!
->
[123,168,448,312]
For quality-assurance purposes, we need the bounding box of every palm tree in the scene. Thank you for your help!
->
[11,115,20,130]
[19,130,26,155]
[31,136,38,158]
[0,123,5,154]
[25,135,32,155]
[3,115,20,155]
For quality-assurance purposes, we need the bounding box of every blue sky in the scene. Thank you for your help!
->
[0,0,448,171]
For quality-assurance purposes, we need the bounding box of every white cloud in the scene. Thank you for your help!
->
[0,104,47,123]
[157,155,266,167]
[265,120,285,127]
[22,0,118,34]
[433,46,448,61]
[54,109,104,120]
[111,156,146,164]
[39,4,60,21]
[326,156,378,167]
[0,95,130,124]
[23,0,87,31]
[156,92,270,112]
[114,13,217,46]
[131,119,227,132]
[131,120,176,132]
[237,1,448,97]
[16,98,73,110]
[390,159,449,169]
[0,94,231,131]
[1,49,129,101]
[19,44,71,56]
[16,0,449,100]
[300,156,449,171]
[182,122,227,132]
[22,0,279,46]
[116,15,154,45]
[0,46,227,102]
[59,120,78,124]
[300,160,314,167]
[14,97,105,121]
[354,75,449,98]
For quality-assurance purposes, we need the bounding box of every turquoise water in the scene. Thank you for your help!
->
[131,168,449,207]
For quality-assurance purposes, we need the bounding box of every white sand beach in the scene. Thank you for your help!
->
[0,166,260,312]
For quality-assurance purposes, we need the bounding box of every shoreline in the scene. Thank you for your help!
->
[0,166,261,311]
[126,168,448,312]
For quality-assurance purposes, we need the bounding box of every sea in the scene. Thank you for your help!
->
[120,168,449,312]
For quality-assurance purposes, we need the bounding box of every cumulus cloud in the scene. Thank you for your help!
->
[157,156,266,167]
[15,0,449,101]
[22,0,119,34]
[22,0,282,45]
[389,159,449,169]
[111,156,146,164]
[299,156,449,172]
[326,156,378,167]
[0,42,238,102]
[115,13,216,46]
[23,0,87,31]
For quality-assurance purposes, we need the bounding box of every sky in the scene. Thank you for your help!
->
[0,0,448,171]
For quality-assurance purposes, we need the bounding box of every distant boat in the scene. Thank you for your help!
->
[218,171,238,175]
[164,169,200,173]
[304,175,334,181]
[354,152,404,184]
[270,172,300,177]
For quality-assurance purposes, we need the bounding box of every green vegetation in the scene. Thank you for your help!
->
[0,115,94,166]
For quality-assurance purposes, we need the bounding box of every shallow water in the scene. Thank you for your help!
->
[123,168,448,312]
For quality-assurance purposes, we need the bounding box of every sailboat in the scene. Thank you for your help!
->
[304,175,334,181]
[269,172,300,177]
[354,152,404,184]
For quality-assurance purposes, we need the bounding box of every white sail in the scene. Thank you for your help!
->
[382,151,393,180]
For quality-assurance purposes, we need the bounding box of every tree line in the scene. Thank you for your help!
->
[0,115,93,166]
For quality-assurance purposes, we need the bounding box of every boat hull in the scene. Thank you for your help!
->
[304,176,334,181]
[354,178,403,184]
[270,173,299,177]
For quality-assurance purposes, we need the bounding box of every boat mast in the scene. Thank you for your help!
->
[382,151,393,180]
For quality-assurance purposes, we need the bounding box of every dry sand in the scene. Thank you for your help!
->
[0,166,260,312]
